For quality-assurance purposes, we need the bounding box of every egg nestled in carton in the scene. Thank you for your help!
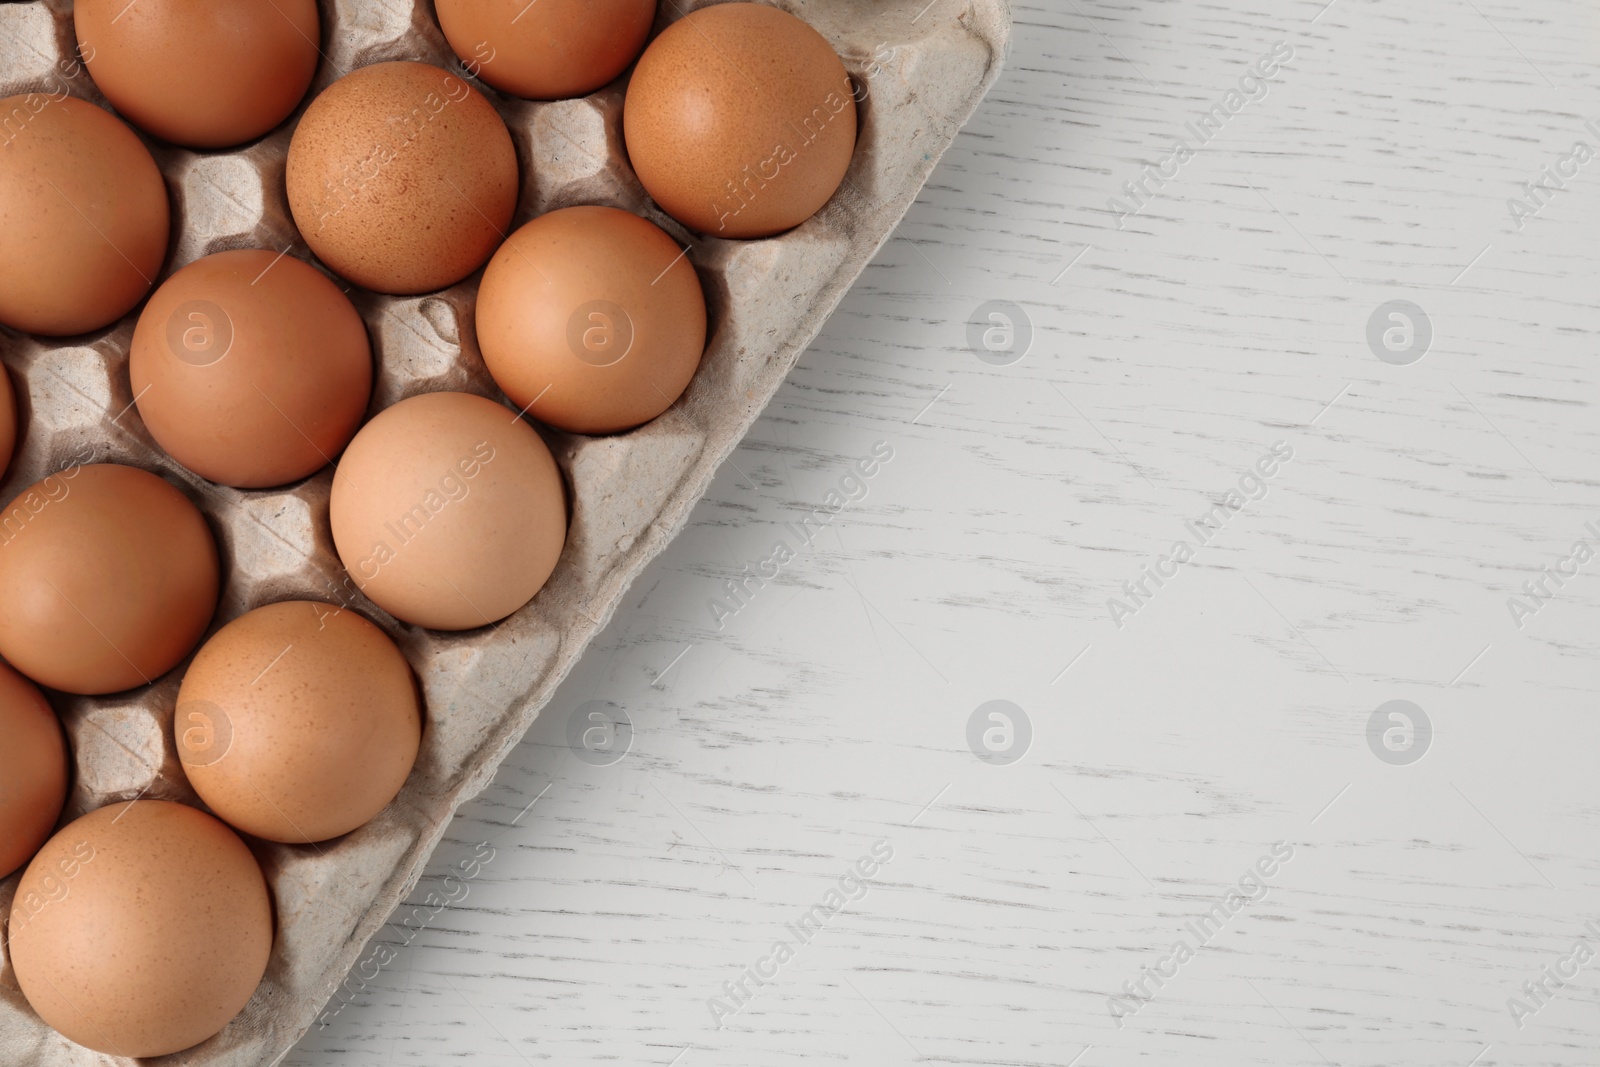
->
[0,0,1010,1061]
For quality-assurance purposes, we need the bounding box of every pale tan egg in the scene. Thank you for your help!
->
[0,464,219,695]
[475,206,706,434]
[329,391,567,630]
[623,3,857,238]
[8,800,273,1058]
[0,95,168,335]
[285,61,517,295]
[130,249,372,488]
[436,0,655,100]
[176,600,422,844]
[74,0,319,148]
[0,661,68,879]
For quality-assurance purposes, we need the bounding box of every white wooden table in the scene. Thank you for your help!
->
[288,0,1600,1063]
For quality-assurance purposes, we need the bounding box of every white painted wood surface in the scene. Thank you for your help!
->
[288,0,1600,1063]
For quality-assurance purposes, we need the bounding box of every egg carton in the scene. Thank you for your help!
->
[0,0,1010,1063]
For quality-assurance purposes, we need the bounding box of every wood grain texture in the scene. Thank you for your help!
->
[288,0,1600,1063]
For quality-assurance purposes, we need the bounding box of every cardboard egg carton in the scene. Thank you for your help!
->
[0,0,1010,1062]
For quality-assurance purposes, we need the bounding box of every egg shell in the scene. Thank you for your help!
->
[622,3,857,238]
[74,0,319,148]
[285,61,518,295]
[129,249,373,489]
[177,600,422,844]
[0,95,168,335]
[7,800,273,1058]
[436,0,656,100]
[0,661,68,879]
[0,463,219,695]
[476,205,707,435]
[330,391,567,630]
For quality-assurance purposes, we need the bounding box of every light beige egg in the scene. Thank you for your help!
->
[330,392,567,630]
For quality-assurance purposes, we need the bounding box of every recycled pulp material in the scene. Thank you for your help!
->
[0,0,1010,1061]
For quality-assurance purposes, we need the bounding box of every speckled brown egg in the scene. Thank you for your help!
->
[0,362,16,477]
[286,61,518,295]
[436,0,655,99]
[623,3,857,238]
[74,0,319,148]
[330,391,567,630]
[0,662,68,879]
[476,206,705,434]
[130,249,372,488]
[8,800,272,1058]
[0,464,219,694]
[176,600,422,843]
[0,95,168,335]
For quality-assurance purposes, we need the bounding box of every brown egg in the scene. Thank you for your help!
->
[330,392,566,630]
[129,249,372,488]
[74,0,319,148]
[0,464,219,694]
[476,206,705,434]
[436,0,655,100]
[177,600,421,843]
[0,95,168,335]
[623,3,856,238]
[0,662,68,879]
[286,61,517,295]
[8,800,272,1058]
[0,363,16,477]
